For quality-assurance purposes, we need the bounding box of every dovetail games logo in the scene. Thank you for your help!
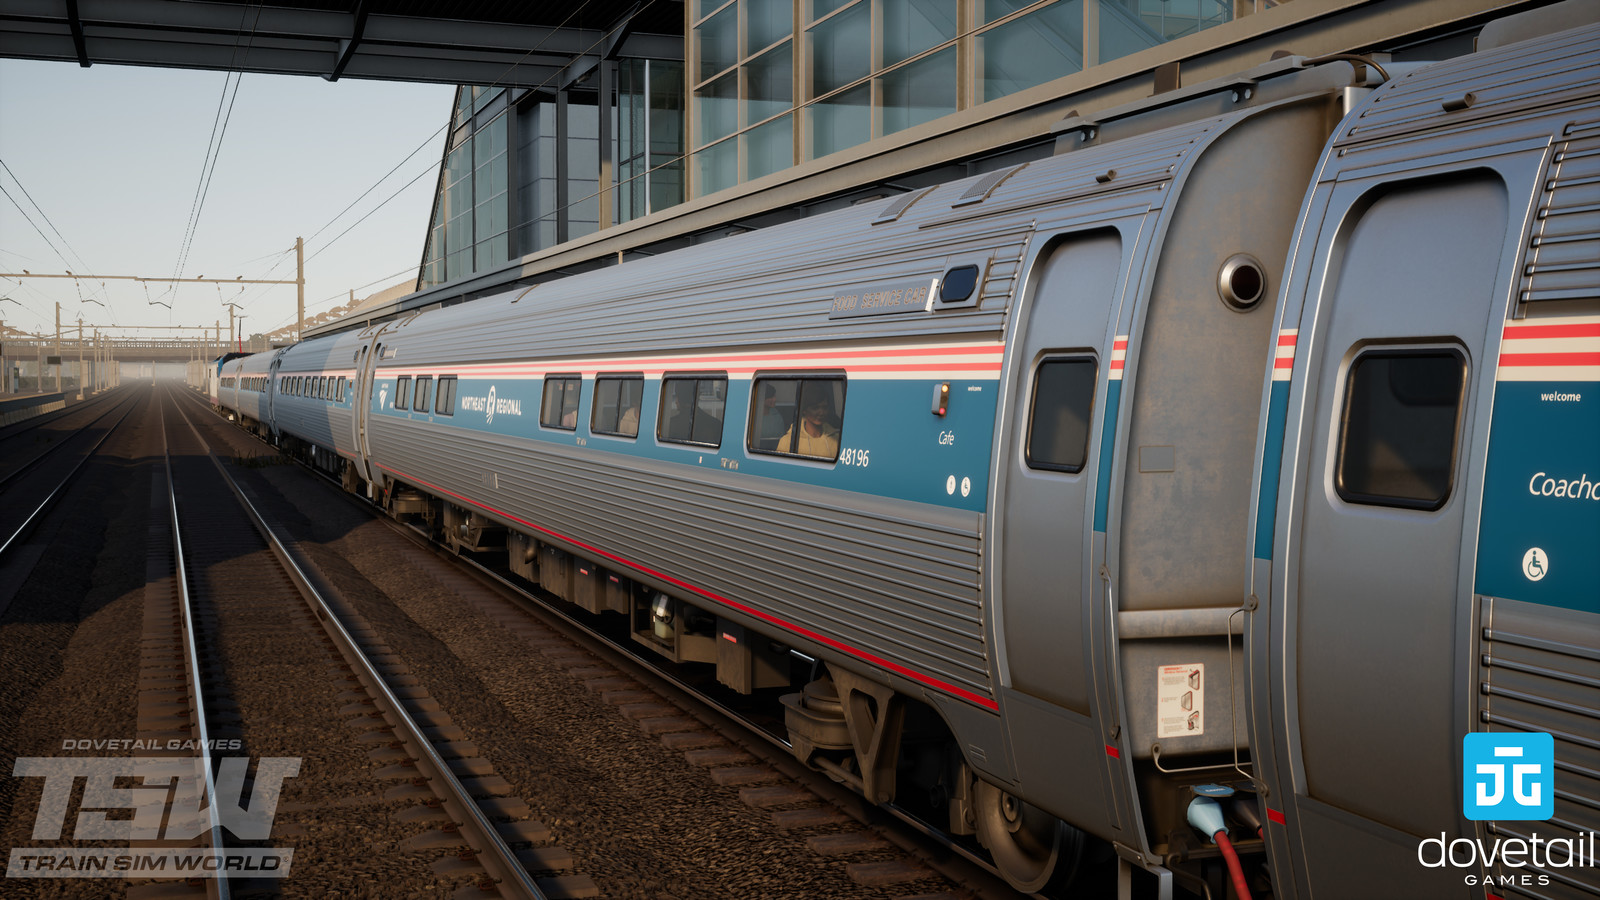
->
[1416,733,1598,889]
[6,754,299,879]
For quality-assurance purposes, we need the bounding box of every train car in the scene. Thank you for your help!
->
[218,351,273,430]
[332,51,1368,897]
[270,330,365,482]
[247,14,1597,899]
[206,352,249,408]
[1250,20,1600,899]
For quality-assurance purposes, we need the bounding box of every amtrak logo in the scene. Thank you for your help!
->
[379,386,389,409]
[487,385,497,424]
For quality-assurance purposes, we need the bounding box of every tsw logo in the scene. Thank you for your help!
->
[1464,733,1554,821]
[13,757,300,840]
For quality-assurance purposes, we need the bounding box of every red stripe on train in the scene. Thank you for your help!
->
[372,463,1001,711]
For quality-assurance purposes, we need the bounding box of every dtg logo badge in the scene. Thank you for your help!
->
[1464,732,1554,821]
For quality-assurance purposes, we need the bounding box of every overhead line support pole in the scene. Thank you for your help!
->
[296,236,305,342]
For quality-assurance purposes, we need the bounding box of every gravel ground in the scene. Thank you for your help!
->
[0,386,155,899]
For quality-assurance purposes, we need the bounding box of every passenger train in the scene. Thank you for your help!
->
[204,14,1598,899]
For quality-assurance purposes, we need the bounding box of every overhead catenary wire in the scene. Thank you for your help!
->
[0,158,112,304]
[238,0,607,315]
[167,2,263,315]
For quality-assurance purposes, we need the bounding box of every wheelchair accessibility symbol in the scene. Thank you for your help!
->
[1522,547,1548,582]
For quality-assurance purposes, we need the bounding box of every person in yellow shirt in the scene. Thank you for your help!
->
[779,394,840,459]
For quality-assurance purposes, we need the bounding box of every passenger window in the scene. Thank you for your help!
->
[540,376,582,429]
[592,375,644,437]
[395,375,411,410]
[435,376,456,416]
[749,376,845,461]
[1336,349,1466,510]
[337,376,347,402]
[659,375,727,447]
[414,375,433,412]
[1026,357,1098,472]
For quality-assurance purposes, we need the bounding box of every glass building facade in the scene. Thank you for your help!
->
[421,59,688,290]
[689,0,1271,194]
[423,0,1285,289]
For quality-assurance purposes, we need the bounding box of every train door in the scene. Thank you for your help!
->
[266,356,281,435]
[1270,168,1528,897]
[351,318,402,487]
[994,227,1134,849]
[353,341,379,484]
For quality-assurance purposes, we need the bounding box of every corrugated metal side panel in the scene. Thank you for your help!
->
[1523,122,1600,305]
[276,397,344,451]
[377,111,1226,370]
[274,331,363,454]
[1336,23,1600,152]
[1480,596,1600,899]
[370,417,992,700]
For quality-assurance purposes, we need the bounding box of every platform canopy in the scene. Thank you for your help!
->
[0,0,683,89]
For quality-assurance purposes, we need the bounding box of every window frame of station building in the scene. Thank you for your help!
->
[688,0,1259,196]
[419,62,688,292]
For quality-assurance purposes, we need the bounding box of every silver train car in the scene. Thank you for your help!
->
[220,18,1599,900]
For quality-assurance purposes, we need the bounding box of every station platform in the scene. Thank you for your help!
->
[0,391,68,427]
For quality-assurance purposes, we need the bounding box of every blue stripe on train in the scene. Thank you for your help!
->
[1093,380,1122,534]
[1474,381,1599,614]
[371,375,999,512]
[1254,381,1291,561]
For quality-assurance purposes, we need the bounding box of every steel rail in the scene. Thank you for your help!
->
[165,385,545,900]
[0,388,135,494]
[158,394,232,900]
[0,384,126,443]
[384,516,1040,899]
[173,383,1031,898]
[0,391,140,560]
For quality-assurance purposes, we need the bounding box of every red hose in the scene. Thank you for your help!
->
[1214,831,1254,900]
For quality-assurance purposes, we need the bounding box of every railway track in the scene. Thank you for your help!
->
[170,384,1045,899]
[0,387,142,563]
[151,384,581,899]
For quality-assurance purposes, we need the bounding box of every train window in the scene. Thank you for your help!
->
[395,375,411,411]
[337,376,347,402]
[1025,357,1098,472]
[414,375,433,413]
[1336,349,1466,510]
[592,375,644,437]
[541,375,582,430]
[435,376,456,416]
[658,375,727,447]
[748,376,846,461]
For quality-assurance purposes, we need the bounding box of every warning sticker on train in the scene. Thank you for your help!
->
[1157,664,1204,738]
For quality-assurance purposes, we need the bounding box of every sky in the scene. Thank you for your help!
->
[0,58,455,342]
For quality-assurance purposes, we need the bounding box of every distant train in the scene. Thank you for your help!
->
[208,15,1598,899]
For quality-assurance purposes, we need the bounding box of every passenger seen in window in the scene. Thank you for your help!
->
[781,394,840,458]
[618,395,640,435]
[756,383,788,450]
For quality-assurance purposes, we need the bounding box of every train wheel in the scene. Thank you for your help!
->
[974,779,1082,894]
